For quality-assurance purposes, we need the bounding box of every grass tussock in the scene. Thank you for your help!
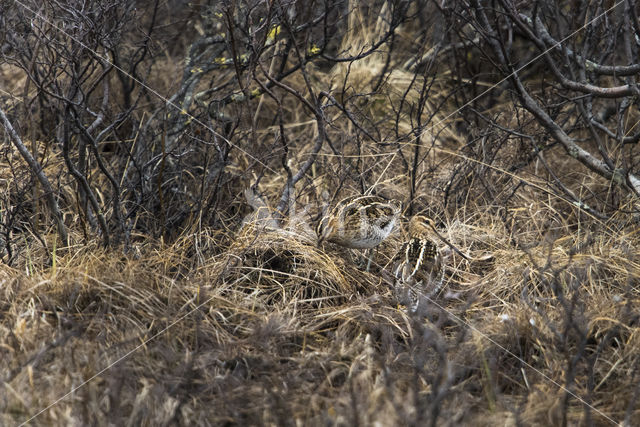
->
[2,2,640,426]
[3,192,640,425]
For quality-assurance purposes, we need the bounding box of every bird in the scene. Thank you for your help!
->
[317,195,402,249]
[394,215,446,311]
[317,195,401,270]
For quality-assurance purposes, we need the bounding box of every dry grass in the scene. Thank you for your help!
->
[2,188,639,425]
[2,2,640,426]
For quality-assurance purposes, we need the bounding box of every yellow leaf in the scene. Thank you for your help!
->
[267,25,281,41]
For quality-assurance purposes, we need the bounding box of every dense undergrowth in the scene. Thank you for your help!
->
[1,1,640,425]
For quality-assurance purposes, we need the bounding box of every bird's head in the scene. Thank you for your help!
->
[409,215,437,235]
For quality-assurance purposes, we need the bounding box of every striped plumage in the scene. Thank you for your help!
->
[317,195,401,249]
[394,215,445,311]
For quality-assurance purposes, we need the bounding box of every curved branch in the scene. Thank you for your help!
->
[63,106,110,246]
[474,0,640,197]
[0,107,69,244]
[517,13,640,76]
[512,13,639,98]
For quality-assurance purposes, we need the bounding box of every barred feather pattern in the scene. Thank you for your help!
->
[317,195,402,249]
[394,216,445,311]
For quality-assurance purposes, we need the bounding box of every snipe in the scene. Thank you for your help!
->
[394,215,470,311]
[317,195,402,249]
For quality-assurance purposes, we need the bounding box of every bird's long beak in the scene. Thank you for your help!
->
[428,224,471,261]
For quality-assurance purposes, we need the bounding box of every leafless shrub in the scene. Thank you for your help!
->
[2,0,640,426]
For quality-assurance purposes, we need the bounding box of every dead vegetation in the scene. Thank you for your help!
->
[1,0,640,426]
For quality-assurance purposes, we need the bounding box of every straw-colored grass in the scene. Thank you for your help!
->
[3,184,639,425]
[2,2,640,426]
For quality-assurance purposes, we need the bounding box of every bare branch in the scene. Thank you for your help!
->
[0,106,68,244]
